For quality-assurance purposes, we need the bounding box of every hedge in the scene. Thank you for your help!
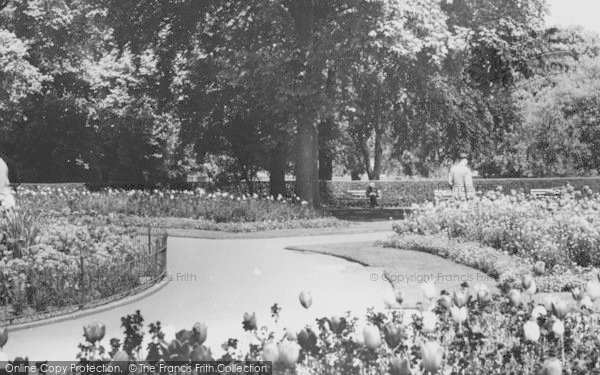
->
[321,177,600,206]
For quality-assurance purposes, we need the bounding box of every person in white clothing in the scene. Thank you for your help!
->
[0,157,15,211]
[448,152,475,200]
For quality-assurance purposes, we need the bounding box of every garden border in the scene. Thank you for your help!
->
[0,227,169,327]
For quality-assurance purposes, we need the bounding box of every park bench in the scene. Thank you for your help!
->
[434,189,453,203]
[530,188,561,198]
[346,189,366,200]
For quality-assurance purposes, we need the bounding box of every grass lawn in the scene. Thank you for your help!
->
[286,241,499,308]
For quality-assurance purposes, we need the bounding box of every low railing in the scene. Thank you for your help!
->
[0,226,168,326]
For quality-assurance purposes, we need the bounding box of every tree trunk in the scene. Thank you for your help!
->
[288,0,320,207]
[371,125,383,180]
[318,118,334,180]
[269,145,286,197]
[296,115,320,206]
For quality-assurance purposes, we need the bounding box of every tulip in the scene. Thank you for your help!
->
[394,289,404,305]
[531,305,547,319]
[192,322,208,345]
[580,295,593,309]
[421,311,438,333]
[329,316,346,335]
[544,296,558,312]
[523,320,540,341]
[521,275,533,290]
[383,323,403,348]
[420,341,443,374]
[421,281,437,300]
[540,357,562,375]
[586,280,600,301]
[552,320,565,337]
[299,291,312,309]
[110,350,130,373]
[439,294,452,310]
[525,280,537,295]
[297,328,318,353]
[277,340,300,368]
[452,290,469,308]
[363,325,382,351]
[508,289,521,306]
[111,350,129,362]
[475,285,490,305]
[450,306,468,324]
[533,261,546,275]
[285,330,298,341]
[551,300,569,320]
[243,312,258,331]
[390,356,412,375]
[190,345,213,361]
[571,287,585,301]
[0,328,7,348]
[83,322,106,343]
[261,342,279,362]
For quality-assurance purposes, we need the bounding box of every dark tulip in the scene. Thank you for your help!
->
[175,329,193,343]
[243,312,257,331]
[452,290,469,308]
[394,289,404,305]
[383,323,403,349]
[571,287,584,301]
[297,328,318,354]
[521,275,533,290]
[329,316,346,335]
[533,261,546,276]
[390,356,412,375]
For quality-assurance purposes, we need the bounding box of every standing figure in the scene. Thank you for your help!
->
[366,182,379,208]
[0,157,15,210]
[448,153,475,200]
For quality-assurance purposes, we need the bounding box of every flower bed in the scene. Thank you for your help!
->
[391,186,600,291]
[12,185,345,231]
[383,234,598,292]
[15,186,321,221]
[0,209,167,325]
[2,283,600,374]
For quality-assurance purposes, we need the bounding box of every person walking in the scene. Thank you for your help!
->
[448,152,475,200]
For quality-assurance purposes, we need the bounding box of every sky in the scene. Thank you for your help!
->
[546,0,600,33]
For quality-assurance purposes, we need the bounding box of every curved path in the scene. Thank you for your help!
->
[6,231,397,360]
